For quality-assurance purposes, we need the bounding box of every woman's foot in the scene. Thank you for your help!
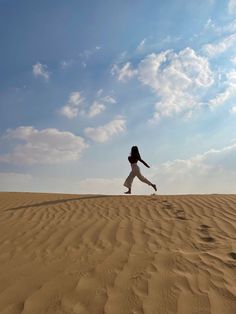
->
[152,184,157,192]
[124,189,131,194]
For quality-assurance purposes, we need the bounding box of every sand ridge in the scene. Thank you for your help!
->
[0,192,236,313]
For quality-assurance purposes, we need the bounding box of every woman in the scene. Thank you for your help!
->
[124,146,157,194]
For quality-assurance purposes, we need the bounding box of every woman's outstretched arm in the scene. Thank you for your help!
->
[140,159,150,168]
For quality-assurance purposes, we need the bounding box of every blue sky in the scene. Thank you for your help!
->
[0,0,236,194]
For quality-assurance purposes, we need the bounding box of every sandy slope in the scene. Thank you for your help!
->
[0,192,236,314]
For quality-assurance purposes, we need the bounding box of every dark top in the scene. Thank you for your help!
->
[128,155,140,164]
[128,156,150,168]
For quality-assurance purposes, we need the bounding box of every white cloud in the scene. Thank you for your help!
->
[202,33,236,57]
[102,95,116,104]
[228,0,236,14]
[137,47,214,121]
[60,90,116,119]
[88,101,106,117]
[230,106,236,113]
[84,117,126,143]
[69,92,82,104]
[60,105,79,119]
[59,89,116,119]
[0,126,88,165]
[152,141,236,193]
[87,95,116,118]
[138,50,170,88]
[209,70,236,108]
[111,62,137,81]
[32,62,50,81]
[59,91,83,119]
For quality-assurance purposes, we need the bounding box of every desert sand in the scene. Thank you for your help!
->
[0,192,236,314]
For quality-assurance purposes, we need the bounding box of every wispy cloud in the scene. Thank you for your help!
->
[111,62,137,81]
[87,95,116,118]
[77,46,102,68]
[136,36,181,54]
[88,101,106,117]
[202,33,236,57]
[60,59,74,69]
[0,126,88,164]
[102,95,116,104]
[79,46,101,59]
[32,62,50,81]
[84,117,126,143]
[209,71,236,108]
[96,89,103,97]
[59,91,84,119]
[136,38,147,51]
[204,18,236,35]
[89,93,117,118]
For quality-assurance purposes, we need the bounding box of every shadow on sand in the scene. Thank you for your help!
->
[4,195,113,212]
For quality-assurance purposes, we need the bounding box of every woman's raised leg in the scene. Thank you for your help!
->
[136,171,157,191]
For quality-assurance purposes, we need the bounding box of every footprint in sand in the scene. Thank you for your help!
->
[175,209,187,220]
[161,201,173,210]
[229,252,236,260]
[196,225,217,252]
[161,201,187,220]
[226,252,236,268]
[199,225,215,243]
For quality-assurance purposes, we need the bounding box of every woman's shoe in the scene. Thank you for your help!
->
[152,184,157,191]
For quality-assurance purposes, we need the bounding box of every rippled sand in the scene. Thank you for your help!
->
[0,192,236,314]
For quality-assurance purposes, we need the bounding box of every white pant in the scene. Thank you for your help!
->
[124,163,153,189]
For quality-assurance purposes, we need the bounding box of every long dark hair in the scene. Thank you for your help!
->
[130,146,141,159]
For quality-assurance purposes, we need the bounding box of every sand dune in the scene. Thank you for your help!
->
[0,192,236,314]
